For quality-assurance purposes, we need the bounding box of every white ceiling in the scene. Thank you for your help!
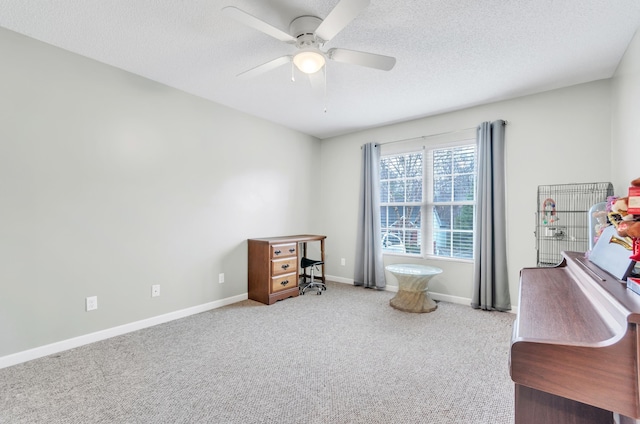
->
[1,0,640,139]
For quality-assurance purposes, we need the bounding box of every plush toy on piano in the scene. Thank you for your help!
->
[609,177,640,262]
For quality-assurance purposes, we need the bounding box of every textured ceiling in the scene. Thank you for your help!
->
[1,0,640,139]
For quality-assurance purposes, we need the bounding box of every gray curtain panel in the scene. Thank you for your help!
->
[354,143,386,289]
[471,120,511,311]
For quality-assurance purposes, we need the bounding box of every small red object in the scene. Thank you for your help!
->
[631,238,640,262]
[628,186,640,214]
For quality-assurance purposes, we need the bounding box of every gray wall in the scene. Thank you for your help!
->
[320,80,613,307]
[0,28,321,357]
[3,23,639,361]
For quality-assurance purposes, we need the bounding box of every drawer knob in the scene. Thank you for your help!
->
[289,248,295,253]
[282,264,290,270]
[280,280,289,286]
[274,250,281,255]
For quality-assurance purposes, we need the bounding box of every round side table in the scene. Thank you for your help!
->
[386,264,443,313]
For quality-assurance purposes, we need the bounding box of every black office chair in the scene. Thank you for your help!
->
[299,257,326,295]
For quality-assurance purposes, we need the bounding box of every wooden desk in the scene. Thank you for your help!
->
[248,235,326,305]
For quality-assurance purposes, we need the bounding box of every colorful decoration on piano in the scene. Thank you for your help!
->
[609,177,640,262]
[629,277,640,295]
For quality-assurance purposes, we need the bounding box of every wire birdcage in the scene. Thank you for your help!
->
[536,182,613,267]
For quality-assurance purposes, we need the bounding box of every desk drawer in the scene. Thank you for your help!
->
[271,257,297,276]
[271,243,297,259]
[271,273,297,293]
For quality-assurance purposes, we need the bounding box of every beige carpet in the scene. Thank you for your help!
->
[0,281,515,423]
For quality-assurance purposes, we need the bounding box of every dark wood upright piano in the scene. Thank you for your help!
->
[510,251,640,424]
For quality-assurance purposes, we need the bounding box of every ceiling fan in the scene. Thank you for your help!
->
[222,0,396,80]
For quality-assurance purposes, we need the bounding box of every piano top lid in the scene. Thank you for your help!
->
[516,263,618,344]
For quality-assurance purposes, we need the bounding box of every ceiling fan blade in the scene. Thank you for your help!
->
[222,6,295,43]
[237,56,292,79]
[315,0,370,42]
[328,48,396,71]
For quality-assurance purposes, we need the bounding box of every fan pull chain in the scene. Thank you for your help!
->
[323,65,327,113]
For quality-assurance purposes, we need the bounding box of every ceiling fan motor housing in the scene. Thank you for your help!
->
[290,16,323,48]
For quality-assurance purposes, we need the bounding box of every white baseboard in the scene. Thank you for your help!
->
[327,274,517,313]
[429,292,471,306]
[325,274,354,285]
[328,275,465,300]
[2,279,517,370]
[0,293,247,370]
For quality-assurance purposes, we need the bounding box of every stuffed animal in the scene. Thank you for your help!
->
[615,177,640,261]
[616,220,640,238]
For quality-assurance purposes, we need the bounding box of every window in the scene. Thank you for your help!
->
[380,152,422,255]
[427,144,476,259]
[380,142,476,260]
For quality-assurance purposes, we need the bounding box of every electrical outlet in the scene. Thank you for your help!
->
[86,296,98,311]
[341,258,346,266]
[219,273,225,284]
[151,284,160,297]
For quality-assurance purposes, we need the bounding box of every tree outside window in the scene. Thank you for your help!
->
[430,145,476,259]
[379,143,476,259]
[380,153,422,255]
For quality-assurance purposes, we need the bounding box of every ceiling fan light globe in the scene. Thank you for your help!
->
[293,50,325,74]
